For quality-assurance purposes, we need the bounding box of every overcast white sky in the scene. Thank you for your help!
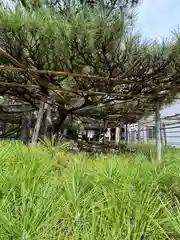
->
[137,0,180,117]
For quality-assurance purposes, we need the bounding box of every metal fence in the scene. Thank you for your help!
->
[127,113,180,148]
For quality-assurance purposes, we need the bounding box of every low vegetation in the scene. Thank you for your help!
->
[0,141,180,239]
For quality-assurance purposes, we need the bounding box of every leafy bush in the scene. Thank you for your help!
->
[39,135,73,159]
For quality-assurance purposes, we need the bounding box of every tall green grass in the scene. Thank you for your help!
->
[0,141,180,239]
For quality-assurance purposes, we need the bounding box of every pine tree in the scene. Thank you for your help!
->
[1,0,180,142]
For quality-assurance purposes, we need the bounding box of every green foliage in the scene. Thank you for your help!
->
[1,0,180,124]
[0,141,180,238]
[39,134,72,158]
[0,3,148,79]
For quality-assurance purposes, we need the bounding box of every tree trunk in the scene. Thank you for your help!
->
[162,123,167,147]
[103,119,106,144]
[19,117,31,143]
[31,98,45,146]
[45,105,52,136]
[53,110,68,135]
[40,104,52,137]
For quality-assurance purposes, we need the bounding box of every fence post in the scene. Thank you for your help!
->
[138,121,141,142]
[155,99,161,161]
[115,127,120,144]
[125,123,128,146]
[162,123,167,147]
[31,98,45,146]
[160,119,163,145]
[143,126,147,142]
